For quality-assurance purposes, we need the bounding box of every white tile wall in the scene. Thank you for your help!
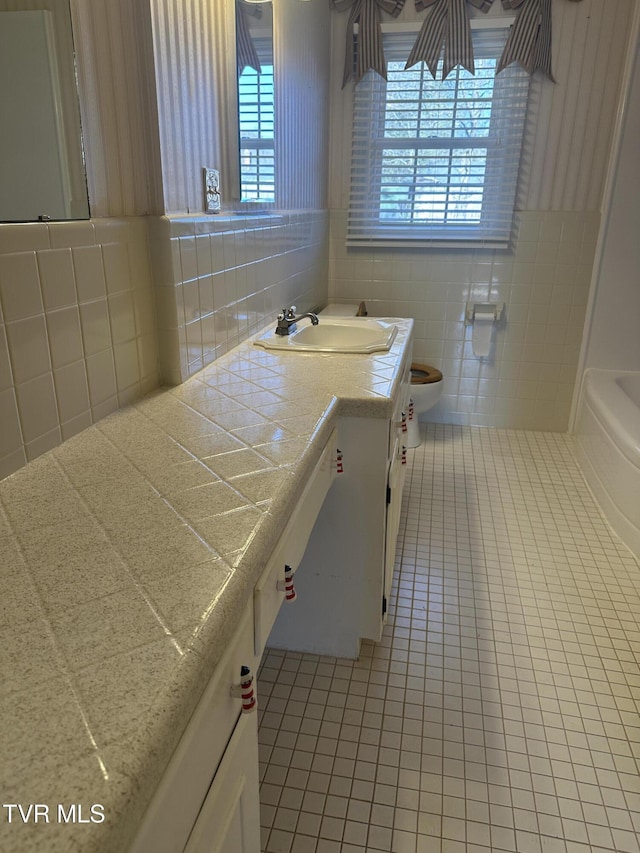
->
[151,212,330,384]
[329,210,599,432]
[0,218,159,479]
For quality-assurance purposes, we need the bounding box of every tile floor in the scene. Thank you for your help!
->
[257,424,640,853]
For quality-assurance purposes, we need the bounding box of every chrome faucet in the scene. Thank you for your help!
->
[275,306,319,336]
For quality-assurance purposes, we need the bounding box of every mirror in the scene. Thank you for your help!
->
[234,0,275,205]
[0,0,89,222]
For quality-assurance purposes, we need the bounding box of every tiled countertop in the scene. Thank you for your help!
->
[0,318,412,853]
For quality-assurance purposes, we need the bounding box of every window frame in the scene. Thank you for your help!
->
[347,22,531,249]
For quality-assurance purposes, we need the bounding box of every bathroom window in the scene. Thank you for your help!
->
[238,37,275,203]
[347,26,530,248]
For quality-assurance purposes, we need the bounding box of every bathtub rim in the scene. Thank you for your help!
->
[581,368,640,471]
[575,427,640,562]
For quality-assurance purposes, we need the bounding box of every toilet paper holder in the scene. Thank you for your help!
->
[464,302,505,324]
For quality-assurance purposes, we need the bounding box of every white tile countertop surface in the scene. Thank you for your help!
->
[0,318,412,853]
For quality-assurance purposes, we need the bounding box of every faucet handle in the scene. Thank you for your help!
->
[287,305,297,318]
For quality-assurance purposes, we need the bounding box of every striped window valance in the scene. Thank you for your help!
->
[332,0,562,85]
[407,0,494,79]
[332,0,407,86]
[498,0,555,80]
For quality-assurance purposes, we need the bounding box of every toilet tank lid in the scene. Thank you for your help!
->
[319,304,359,317]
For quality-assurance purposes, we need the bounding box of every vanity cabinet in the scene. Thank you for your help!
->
[129,347,412,851]
[130,430,340,853]
[384,365,411,610]
[268,358,412,658]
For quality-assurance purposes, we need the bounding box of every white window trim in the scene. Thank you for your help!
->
[347,18,530,250]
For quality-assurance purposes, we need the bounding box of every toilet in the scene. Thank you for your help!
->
[319,304,443,449]
[406,363,443,448]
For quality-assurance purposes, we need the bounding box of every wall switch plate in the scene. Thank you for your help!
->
[204,167,221,213]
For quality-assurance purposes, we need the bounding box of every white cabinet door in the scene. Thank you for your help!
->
[383,435,405,613]
[183,711,260,853]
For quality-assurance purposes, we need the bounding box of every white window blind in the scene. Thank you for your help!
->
[348,26,531,248]
[238,36,275,203]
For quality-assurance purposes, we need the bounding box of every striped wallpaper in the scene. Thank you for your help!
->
[70,0,162,218]
[275,0,331,211]
[8,2,633,220]
[524,0,635,211]
[328,0,636,214]
[148,0,226,215]
[68,0,330,218]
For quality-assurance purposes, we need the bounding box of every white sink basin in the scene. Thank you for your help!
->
[254,317,398,354]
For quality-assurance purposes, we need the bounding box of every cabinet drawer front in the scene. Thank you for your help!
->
[253,537,288,661]
[253,428,337,659]
[130,609,256,853]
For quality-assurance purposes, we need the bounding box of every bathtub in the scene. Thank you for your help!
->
[575,369,640,559]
